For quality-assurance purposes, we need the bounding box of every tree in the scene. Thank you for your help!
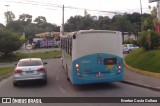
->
[0,23,5,29]
[110,15,132,43]
[64,15,83,32]
[34,16,47,25]
[19,13,32,26]
[97,16,111,30]
[4,11,15,25]
[150,7,158,28]
[6,21,24,32]
[142,17,154,31]
[0,29,24,55]
[138,30,160,50]
[78,14,96,30]
[127,12,141,24]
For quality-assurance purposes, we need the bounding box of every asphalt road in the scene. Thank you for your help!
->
[0,59,160,106]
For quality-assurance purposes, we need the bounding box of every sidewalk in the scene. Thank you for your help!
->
[123,67,160,91]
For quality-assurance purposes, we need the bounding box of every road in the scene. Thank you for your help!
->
[0,59,160,106]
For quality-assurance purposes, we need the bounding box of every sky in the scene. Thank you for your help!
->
[0,0,157,26]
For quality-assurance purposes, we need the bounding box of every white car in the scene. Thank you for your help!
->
[123,44,139,53]
[13,58,47,86]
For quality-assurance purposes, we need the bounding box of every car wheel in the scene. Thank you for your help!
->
[43,79,47,85]
[66,65,70,82]
[128,49,131,53]
[13,82,18,87]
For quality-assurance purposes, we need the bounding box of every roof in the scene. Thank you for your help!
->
[35,32,69,37]
[19,58,42,61]
[61,30,121,38]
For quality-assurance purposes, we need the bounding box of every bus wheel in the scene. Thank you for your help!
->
[66,65,70,82]
[67,77,70,81]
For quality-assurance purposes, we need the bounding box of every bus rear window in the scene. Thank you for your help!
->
[103,58,117,65]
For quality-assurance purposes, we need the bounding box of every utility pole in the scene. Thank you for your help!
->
[5,5,9,25]
[140,0,143,32]
[62,5,64,35]
[157,0,160,21]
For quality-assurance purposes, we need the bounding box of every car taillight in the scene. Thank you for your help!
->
[14,69,23,73]
[37,68,46,72]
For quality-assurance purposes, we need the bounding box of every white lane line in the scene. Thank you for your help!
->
[59,87,66,93]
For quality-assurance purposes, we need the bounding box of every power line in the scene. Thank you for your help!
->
[7,1,62,8]
[24,0,62,7]
[6,0,122,14]
[7,0,149,15]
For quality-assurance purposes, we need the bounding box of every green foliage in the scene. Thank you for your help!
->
[125,48,160,73]
[34,16,47,25]
[0,66,14,77]
[19,13,32,26]
[142,17,154,31]
[138,30,160,50]
[4,11,15,24]
[0,23,5,29]
[6,21,24,32]
[123,40,138,46]
[0,51,61,63]
[0,29,24,55]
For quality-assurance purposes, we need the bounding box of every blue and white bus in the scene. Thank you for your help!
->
[61,30,124,84]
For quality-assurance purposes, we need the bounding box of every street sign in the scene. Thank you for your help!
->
[25,44,32,50]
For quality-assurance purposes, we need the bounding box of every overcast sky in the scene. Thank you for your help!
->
[0,0,157,26]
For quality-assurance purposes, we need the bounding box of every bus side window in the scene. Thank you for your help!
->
[65,38,67,52]
[61,39,62,49]
[70,38,72,56]
[66,38,68,53]
[68,38,70,55]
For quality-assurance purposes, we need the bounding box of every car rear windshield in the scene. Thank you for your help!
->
[18,60,42,66]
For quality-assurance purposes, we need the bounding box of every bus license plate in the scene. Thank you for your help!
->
[96,73,104,77]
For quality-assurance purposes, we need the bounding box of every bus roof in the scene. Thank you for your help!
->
[78,30,121,34]
[61,30,121,38]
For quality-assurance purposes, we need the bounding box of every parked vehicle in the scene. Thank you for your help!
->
[13,58,47,86]
[123,44,139,53]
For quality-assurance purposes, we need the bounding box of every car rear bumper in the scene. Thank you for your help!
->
[13,74,47,82]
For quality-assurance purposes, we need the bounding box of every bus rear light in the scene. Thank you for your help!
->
[75,64,80,72]
[76,68,80,72]
[118,65,121,70]
[75,64,79,68]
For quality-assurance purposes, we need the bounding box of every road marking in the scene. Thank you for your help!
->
[56,76,59,81]
[59,87,66,93]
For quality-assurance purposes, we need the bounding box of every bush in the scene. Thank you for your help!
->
[138,30,160,50]
[0,29,24,55]
[123,40,138,46]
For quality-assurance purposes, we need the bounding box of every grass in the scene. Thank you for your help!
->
[0,50,61,63]
[125,48,160,73]
[0,66,14,77]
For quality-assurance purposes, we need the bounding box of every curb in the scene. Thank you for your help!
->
[121,81,160,92]
[124,61,160,78]
[0,72,13,82]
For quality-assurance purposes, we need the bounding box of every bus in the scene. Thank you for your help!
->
[60,30,124,84]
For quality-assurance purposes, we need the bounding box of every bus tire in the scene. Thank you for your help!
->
[66,65,70,82]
